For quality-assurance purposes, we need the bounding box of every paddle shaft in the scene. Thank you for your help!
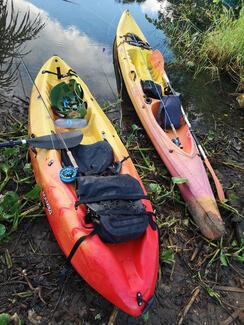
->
[0,130,83,150]
[0,139,28,148]
[163,72,225,202]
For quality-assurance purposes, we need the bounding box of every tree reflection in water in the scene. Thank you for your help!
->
[0,0,44,103]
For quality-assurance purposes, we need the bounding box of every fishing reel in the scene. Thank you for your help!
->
[60,166,78,183]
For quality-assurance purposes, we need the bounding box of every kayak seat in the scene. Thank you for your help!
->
[140,80,183,129]
[140,80,162,100]
[61,140,113,175]
[157,95,183,129]
[62,142,157,245]
[76,174,148,204]
[75,174,153,244]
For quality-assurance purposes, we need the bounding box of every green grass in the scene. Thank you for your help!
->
[201,6,244,84]
[153,0,244,88]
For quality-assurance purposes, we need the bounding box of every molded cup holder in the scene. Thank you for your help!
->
[145,97,152,105]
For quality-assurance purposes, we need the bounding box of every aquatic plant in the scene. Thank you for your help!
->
[151,0,244,88]
[200,6,244,85]
[0,0,44,102]
[0,116,43,242]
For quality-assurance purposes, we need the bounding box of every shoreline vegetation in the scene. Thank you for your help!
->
[150,0,244,95]
[0,0,44,105]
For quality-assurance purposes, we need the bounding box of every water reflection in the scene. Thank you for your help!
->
[12,0,170,102]
[141,0,171,15]
[115,0,170,15]
[0,0,44,103]
[14,0,117,101]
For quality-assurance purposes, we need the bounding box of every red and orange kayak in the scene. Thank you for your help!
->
[28,56,159,316]
[115,10,225,240]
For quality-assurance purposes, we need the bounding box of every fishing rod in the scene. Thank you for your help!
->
[128,33,182,148]
[162,72,225,202]
[17,54,80,174]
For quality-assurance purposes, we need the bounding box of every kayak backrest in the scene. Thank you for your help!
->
[61,140,113,175]
[141,80,162,100]
[75,175,155,244]
[157,95,183,129]
[61,140,158,246]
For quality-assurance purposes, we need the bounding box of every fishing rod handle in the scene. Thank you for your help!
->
[67,150,78,169]
[0,139,27,148]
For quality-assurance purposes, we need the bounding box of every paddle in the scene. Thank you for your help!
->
[0,130,83,149]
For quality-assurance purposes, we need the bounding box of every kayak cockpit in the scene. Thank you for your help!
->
[123,43,193,154]
[150,100,193,154]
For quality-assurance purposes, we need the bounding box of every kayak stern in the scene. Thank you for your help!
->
[187,196,225,239]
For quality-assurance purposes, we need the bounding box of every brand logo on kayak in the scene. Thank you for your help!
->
[42,191,52,215]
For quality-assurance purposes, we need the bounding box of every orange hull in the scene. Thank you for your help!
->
[28,56,159,316]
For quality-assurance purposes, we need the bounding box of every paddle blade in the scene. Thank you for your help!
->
[205,158,225,203]
[28,130,83,149]
[149,49,165,74]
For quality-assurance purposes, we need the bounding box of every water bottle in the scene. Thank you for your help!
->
[54,118,87,129]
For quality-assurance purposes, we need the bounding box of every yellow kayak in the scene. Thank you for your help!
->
[114,10,225,239]
[28,56,159,316]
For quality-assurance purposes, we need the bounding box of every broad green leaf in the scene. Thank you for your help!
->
[23,163,32,174]
[0,192,20,218]
[3,147,20,158]
[0,224,6,237]
[234,254,244,263]
[172,177,188,184]
[0,313,10,325]
[0,163,10,175]
[149,183,161,194]
[160,249,175,264]
[25,185,41,201]
[131,124,140,132]
[231,240,238,247]
[220,251,228,266]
